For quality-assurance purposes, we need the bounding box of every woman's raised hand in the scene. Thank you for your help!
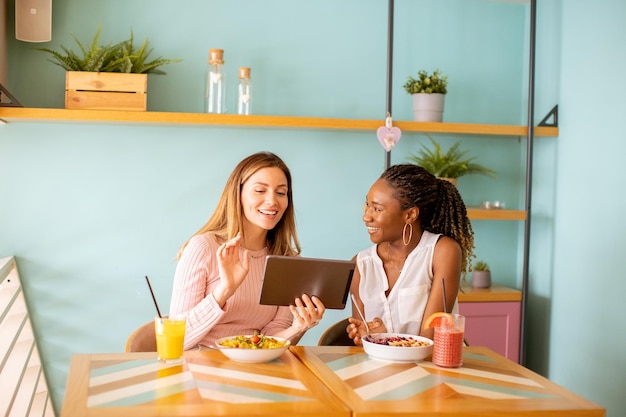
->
[212,233,250,307]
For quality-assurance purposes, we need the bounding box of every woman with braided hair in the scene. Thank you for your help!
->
[347,164,475,344]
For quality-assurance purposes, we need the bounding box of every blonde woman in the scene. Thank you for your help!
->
[169,152,324,350]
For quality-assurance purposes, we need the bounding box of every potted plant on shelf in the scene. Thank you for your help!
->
[471,261,491,288]
[403,69,448,122]
[407,135,496,186]
[38,27,182,111]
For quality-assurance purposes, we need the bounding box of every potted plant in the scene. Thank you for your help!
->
[38,27,182,111]
[471,261,491,288]
[407,135,496,185]
[403,69,448,122]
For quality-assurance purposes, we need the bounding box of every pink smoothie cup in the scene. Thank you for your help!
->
[432,313,465,368]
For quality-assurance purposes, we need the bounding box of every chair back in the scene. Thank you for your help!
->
[125,320,157,352]
[317,318,353,346]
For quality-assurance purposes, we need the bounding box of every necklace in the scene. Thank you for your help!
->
[246,246,268,259]
[240,237,269,257]
[386,243,407,272]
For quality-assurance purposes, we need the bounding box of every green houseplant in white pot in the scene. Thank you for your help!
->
[471,261,491,288]
[403,69,448,122]
[407,135,496,186]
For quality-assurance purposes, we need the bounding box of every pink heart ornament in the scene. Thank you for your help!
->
[377,126,402,151]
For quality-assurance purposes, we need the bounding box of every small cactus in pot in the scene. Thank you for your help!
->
[471,261,491,288]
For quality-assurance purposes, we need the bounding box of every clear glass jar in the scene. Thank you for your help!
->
[205,49,226,113]
[237,67,252,115]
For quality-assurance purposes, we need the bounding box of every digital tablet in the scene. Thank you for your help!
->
[259,255,355,310]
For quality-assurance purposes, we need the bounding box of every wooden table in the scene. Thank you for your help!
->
[61,346,604,417]
[61,349,350,417]
[291,346,605,417]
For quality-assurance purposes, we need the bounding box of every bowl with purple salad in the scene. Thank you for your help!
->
[362,333,433,363]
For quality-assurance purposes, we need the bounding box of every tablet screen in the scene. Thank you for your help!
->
[259,255,355,310]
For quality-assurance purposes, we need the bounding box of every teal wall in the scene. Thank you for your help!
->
[2,0,623,416]
[539,0,626,415]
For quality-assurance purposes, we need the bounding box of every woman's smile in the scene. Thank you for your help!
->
[367,226,381,234]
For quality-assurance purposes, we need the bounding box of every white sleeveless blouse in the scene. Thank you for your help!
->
[357,230,441,335]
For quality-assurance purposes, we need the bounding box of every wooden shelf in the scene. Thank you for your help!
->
[467,208,526,221]
[458,284,522,302]
[0,107,559,137]
[0,107,536,222]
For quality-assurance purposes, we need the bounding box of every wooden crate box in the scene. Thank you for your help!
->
[65,71,147,111]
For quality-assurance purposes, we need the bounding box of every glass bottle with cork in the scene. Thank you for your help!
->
[237,67,252,115]
[205,49,226,113]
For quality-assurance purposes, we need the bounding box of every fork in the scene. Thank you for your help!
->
[350,294,371,337]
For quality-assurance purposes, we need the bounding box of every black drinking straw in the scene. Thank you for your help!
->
[145,275,163,319]
[441,277,448,313]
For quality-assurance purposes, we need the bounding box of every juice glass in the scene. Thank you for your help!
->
[432,313,465,368]
[155,316,186,364]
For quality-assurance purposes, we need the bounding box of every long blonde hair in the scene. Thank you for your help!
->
[177,152,301,259]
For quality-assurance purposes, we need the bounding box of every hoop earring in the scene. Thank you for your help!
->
[402,223,413,246]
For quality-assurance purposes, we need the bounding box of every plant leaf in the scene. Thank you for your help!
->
[407,135,496,179]
[36,26,182,74]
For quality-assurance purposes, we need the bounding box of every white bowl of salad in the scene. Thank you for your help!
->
[362,333,433,363]
[215,334,290,363]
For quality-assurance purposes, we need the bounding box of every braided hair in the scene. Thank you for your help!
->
[380,164,475,274]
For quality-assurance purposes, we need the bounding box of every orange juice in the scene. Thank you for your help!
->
[155,317,186,363]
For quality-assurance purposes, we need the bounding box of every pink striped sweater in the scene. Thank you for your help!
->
[168,233,293,350]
